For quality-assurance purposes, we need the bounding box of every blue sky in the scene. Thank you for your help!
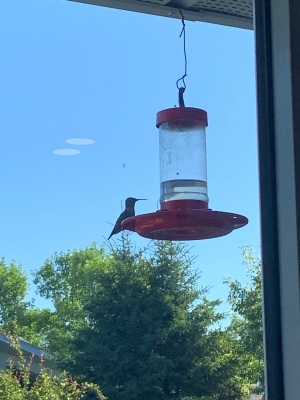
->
[0,0,259,311]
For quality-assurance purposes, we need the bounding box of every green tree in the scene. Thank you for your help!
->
[0,258,29,329]
[32,243,109,355]
[16,308,59,349]
[0,258,55,349]
[1,240,261,399]
[225,246,264,389]
[60,236,244,400]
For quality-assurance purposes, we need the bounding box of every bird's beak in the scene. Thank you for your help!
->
[137,199,147,201]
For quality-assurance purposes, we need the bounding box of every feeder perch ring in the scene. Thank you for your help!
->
[122,209,248,241]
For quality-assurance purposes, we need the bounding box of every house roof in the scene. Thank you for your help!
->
[0,334,58,371]
[68,0,253,30]
[0,334,46,358]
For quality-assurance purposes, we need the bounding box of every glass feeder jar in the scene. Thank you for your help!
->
[156,107,208,210]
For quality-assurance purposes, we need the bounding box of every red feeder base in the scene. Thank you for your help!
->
[122,209,248,241]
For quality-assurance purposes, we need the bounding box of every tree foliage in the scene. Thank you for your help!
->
[225,246,264,387]
[0,258,55,349]
[32,243,109,355]
[0,239,264,399]
[58,236,244,400]
[0,258,29,328]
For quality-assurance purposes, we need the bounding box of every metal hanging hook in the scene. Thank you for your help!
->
[176,8,188,105]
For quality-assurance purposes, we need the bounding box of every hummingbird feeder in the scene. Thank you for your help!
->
[121,9,248,241]
[122,106,248,240]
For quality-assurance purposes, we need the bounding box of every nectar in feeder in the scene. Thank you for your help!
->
[158,107,209,208]
[122,106,248,241]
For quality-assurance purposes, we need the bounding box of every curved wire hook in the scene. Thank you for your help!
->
[176,9,187,90]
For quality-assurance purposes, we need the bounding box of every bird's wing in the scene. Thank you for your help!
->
[108,211,127,239]
[108,209,136,240]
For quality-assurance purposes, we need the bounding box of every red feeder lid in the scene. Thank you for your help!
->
[122,209,248,241]
[156,107,208,128]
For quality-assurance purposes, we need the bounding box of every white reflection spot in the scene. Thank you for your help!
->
[53,149,80,156]
[66,138,95,145]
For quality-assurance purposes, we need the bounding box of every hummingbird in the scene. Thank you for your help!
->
[108,197,146,240]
